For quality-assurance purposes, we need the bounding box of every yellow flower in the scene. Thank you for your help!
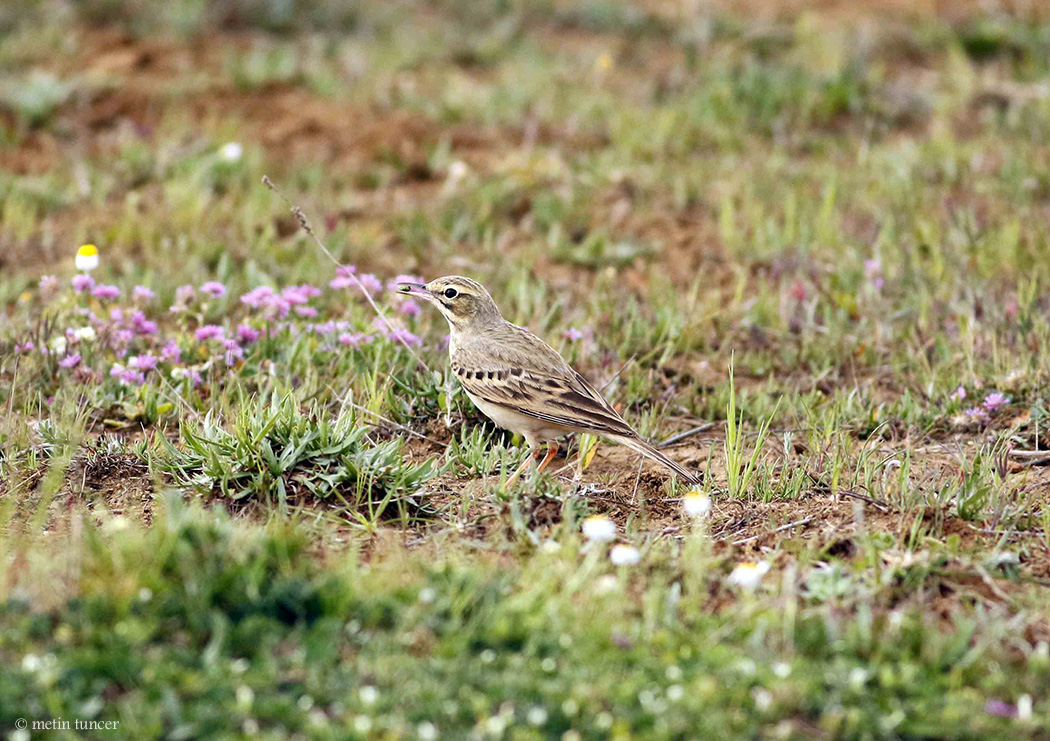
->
[595,53,614,72]
[75,244,99,272]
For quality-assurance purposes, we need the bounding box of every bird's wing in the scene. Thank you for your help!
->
[451,327,637,438]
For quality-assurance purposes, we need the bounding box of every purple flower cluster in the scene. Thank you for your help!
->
[371,317,421,347]
[329,266,384,294]
[28,263,446,395]
[110,363,145,386]
[169,285,196,313]
[339,332,373,348]
[200,281,227,299]
[195,325,226,342]
[223,339,244,365]
[329,265,358,290]
[236,324,261,344]
[40,275,59,298]
[963,391,1010,424]
[398,299,421,317]
[240,284,321,320]
[982,392,1008,412]
[162,339,182,363]
[129,353,159,372]
[92,284,121,301]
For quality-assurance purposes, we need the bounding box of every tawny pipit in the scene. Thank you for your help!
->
[398,276,700,487]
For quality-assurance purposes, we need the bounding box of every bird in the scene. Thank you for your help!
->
[397,276,700,487]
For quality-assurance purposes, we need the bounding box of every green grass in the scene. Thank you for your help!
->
[1,500,1045,739]
[3,0,1050,737]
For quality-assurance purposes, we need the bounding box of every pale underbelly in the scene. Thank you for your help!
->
[465,391,568,444]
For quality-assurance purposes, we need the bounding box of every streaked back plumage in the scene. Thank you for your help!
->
[406,275,700,486]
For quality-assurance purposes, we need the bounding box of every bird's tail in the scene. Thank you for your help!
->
[612,434,701,487]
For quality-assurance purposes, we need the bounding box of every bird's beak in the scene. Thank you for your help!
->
[397,282,433,301]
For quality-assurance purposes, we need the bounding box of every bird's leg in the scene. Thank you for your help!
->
[505,445,541,488]
[535,442,559,474]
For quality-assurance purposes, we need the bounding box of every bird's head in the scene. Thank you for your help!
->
[397,275,502,330]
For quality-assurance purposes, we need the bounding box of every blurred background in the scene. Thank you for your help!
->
[4,0,1050,306]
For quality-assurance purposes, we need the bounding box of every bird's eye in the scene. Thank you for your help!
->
[443,287,458,299]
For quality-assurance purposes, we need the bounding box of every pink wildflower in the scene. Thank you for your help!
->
[329,265,359,289]
[983,392,1009,412]
[110,363,144,386]
[329,275,358,289]
[338,332,372,347]
[133,314,158,335]
[386,327,422,347]
[965,406,990,424]
[563,328,584,342]
[161,340,182,363]
[308,321,337,336]
[240,286,275,308]
[235,324,261,344]
[111,329,134,356]
[72,274,95,293]
[58,353,81,369]
[133,285,155,301]
[128,353,159,372]
[92,284,121,301]
[222,339,244,365]
[200,281,227,299]
[170,284,196,313]
[398,299,421,317]
[357,273,382,294]
[194,325,226,342]
[281,284,320,304]
[950,386,966,402]
[985,700,1016,718]
[40,275,59,297]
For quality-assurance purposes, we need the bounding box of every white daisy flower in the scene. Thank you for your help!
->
[682,491,712,518]
[582,515,616,543]
[609,544,641,566]
[220,142,243,162]
[75,244,99,271]
[727,561,770,590]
